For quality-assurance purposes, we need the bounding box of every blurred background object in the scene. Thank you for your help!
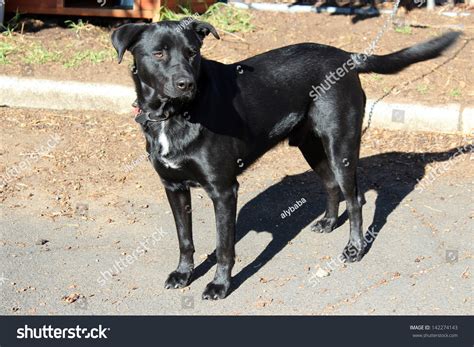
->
[1,0,5,26]
[4,0,216,19]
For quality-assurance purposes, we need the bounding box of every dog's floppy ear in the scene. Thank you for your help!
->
[111,23,148,64]
[191,20,220,42]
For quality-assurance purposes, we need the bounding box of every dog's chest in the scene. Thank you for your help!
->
[157,124,171,156]
[144,117,202,173]
[149,122,182,169]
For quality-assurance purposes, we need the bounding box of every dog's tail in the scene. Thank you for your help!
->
[353,31,461,74]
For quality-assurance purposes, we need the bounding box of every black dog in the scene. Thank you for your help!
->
[111,21,459,300]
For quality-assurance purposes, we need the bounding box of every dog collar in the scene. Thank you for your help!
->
[132,98,171,124]
[134,108,170,124]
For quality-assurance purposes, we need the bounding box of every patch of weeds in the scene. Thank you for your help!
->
[65,19,92,35]
[159,3,253,33]
[0,42,16,64]
[1,11,21,37]
[450,88,461,98]
[204,3,253,33]
[394,25,412,35]
[159,6,193,21]
[416,84,429,95]
[64,49,114,68]
[23,44,61,65]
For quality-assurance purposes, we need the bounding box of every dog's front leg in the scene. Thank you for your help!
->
[202,182,239,300]
[164,188,195,289]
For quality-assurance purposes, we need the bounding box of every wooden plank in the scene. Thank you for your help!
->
[141,0,159,9]
[4,5,156,18]
[6,0,57,10]
[60,7,155,18]
[161,0,212,13]
[6,0,214,18]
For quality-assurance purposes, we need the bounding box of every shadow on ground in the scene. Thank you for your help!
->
[192,146,471,296]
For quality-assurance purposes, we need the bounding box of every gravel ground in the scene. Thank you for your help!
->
[0,107,472,315]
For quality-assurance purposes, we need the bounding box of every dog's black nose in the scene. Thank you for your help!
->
[176,78,194,92]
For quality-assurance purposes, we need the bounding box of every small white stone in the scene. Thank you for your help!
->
[315,268,330,278]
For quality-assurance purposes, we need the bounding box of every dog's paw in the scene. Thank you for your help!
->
[341,241,364,263]
[164,271,192,289]
[202,282,229,300]
[311,217,337,233]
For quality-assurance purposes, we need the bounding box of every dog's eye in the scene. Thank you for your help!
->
[189,50,198,58]
[153,50,165,59]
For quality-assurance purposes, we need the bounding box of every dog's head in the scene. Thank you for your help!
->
[111,19,219,101]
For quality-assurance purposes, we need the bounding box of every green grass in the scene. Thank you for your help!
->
[450,88,462,98]
[416,84,429,95]
[0,42,15,64]
[204,3,253,33]
[0,37,114,67]
[1,5,251,69]
[159,5,194,21]
[159,3,253,33]
[64,19,91,35]
[1,11,21,37]
[23,44,61,64]
[394,25,412,35]
[63,49,115,68]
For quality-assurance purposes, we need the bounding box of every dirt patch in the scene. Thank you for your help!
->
[0,22,127,85]
[1,107,472,226]
[0,8,473,104]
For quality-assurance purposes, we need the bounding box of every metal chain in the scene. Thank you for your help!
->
[362,0,402,137]
[363,86,396,136]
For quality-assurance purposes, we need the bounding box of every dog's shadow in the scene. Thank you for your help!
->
[192,147,470,296]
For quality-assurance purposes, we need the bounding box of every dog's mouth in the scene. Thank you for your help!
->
[133,73,196,124]
[163,85,196,102]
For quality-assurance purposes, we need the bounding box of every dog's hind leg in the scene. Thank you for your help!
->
[310,102,365,262]
[299,134,340,233]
